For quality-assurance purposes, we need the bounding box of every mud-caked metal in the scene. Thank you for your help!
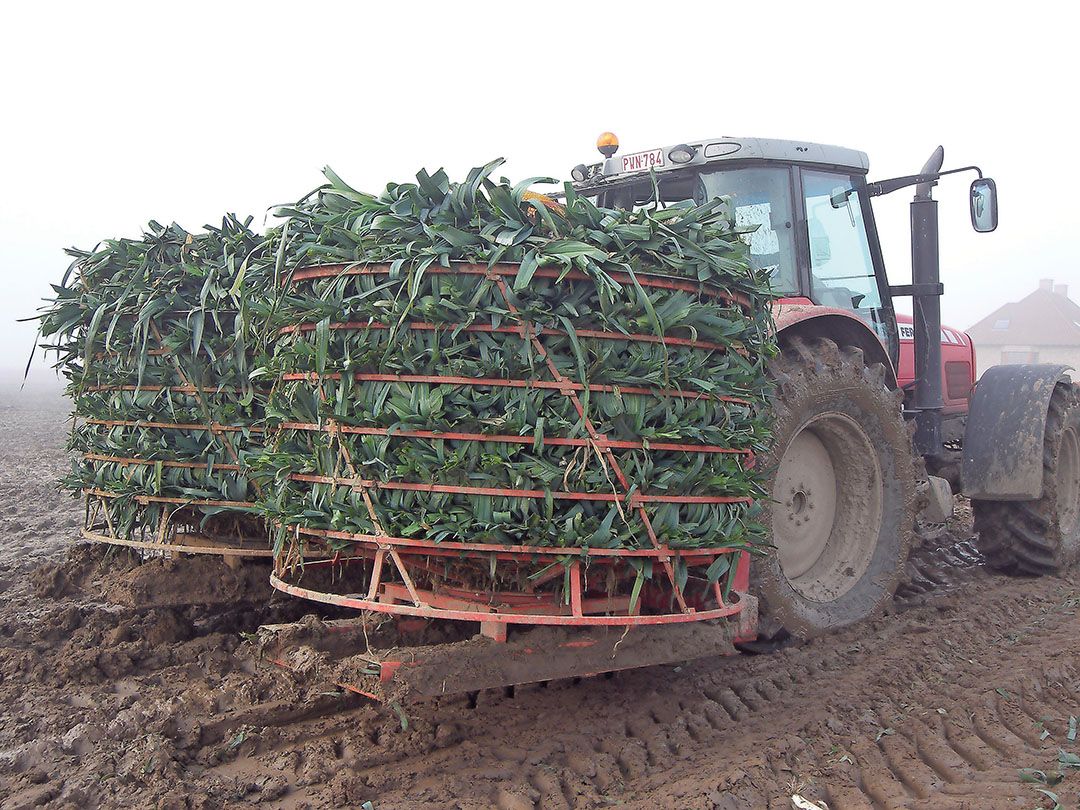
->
[966,368,1080,574]
[962,364,1073,500]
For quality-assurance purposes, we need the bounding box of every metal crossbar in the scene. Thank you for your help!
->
[270,262,758,625]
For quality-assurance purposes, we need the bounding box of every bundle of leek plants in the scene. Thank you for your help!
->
[255,160,777,598]
[35,216,278,550]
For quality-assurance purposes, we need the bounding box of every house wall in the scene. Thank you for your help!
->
[974,344,1080,378]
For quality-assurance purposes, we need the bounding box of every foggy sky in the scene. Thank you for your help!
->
[2,1,1076,379]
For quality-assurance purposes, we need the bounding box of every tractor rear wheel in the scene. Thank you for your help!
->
[757,337,917,637]
[975,381,1080,575]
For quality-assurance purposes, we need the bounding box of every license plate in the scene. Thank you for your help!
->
[620,148,665,173]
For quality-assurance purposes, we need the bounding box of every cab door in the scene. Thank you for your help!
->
[796,167,898,361]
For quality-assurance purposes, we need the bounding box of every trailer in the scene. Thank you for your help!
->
[260,134,1079,701]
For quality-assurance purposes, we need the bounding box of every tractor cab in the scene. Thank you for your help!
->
[570,134,999,456]
[564,135,1080,640]
[571,136,897,355]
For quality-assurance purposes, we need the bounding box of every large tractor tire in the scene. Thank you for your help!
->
[975,381,1080,575]
[757,337,917,637]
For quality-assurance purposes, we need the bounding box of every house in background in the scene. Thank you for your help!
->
[967,279,1080,377]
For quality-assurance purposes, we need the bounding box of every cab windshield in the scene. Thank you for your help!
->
[598,166,799,293]
[589,162,894,356]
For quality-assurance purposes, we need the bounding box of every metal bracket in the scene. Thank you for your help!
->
[889,283,944,297]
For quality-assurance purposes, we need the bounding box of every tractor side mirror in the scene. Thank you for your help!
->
[970,178,998,233]
[829,187,853,208]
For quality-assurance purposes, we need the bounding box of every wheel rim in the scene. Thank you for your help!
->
[1057,426,1080,537]
[772,412,884,602]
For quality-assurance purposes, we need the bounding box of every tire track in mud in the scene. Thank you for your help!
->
[5,554,1076,810]
[179,514,1080,810]
[895,533,986,602]
[635,578,1080,810]
[7,422,1077,810]
[258,568,1079,810]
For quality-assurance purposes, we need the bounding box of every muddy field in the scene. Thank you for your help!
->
[2,383,1079,810]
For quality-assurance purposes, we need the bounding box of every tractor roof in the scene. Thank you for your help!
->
[573,136,869,190]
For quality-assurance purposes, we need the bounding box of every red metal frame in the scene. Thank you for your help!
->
[279,319,734,354]
[279,371,751,405]
[82,528,276,557]
[268,262,759,637]
[290,524,742,560]
[78,408,266,558]
[270,549,750,627]
[80,489,272,558]
[83,384,264,394]
[83,453,242,472]
[288,472,750,505]
[290,262,754,309]
[85,418,265,433]
[279,421,752,459]
[265,593,759,701]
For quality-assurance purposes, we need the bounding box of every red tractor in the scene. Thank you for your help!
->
[572,134,1077,637]
[267,136,1079,698]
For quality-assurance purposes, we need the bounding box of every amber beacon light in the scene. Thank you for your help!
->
[596,132,620,157]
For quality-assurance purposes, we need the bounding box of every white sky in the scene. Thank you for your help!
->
[3,1,1077,380]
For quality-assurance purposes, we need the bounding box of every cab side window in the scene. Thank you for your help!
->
[802,171,882,313]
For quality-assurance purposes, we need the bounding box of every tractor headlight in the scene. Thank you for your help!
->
[668,144,697,164]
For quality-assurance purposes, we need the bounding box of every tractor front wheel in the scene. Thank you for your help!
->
[757,337,917,637]
[975,381,1080,575]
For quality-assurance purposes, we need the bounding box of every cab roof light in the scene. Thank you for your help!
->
[596,131,619,158]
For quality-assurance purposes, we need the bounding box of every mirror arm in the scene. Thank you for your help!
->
[866,165,984,198]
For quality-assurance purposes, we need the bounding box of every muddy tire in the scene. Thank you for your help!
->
[974,382,1080,575]
[756,337,917,637]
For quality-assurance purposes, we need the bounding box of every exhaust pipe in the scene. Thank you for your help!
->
[911,146,945,457]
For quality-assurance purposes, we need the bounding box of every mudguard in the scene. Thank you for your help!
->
[961,364,1072,500]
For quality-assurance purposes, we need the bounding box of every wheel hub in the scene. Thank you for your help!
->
[1057,425,1080,537]
[774,430,837,580]
[772,412,884,602]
